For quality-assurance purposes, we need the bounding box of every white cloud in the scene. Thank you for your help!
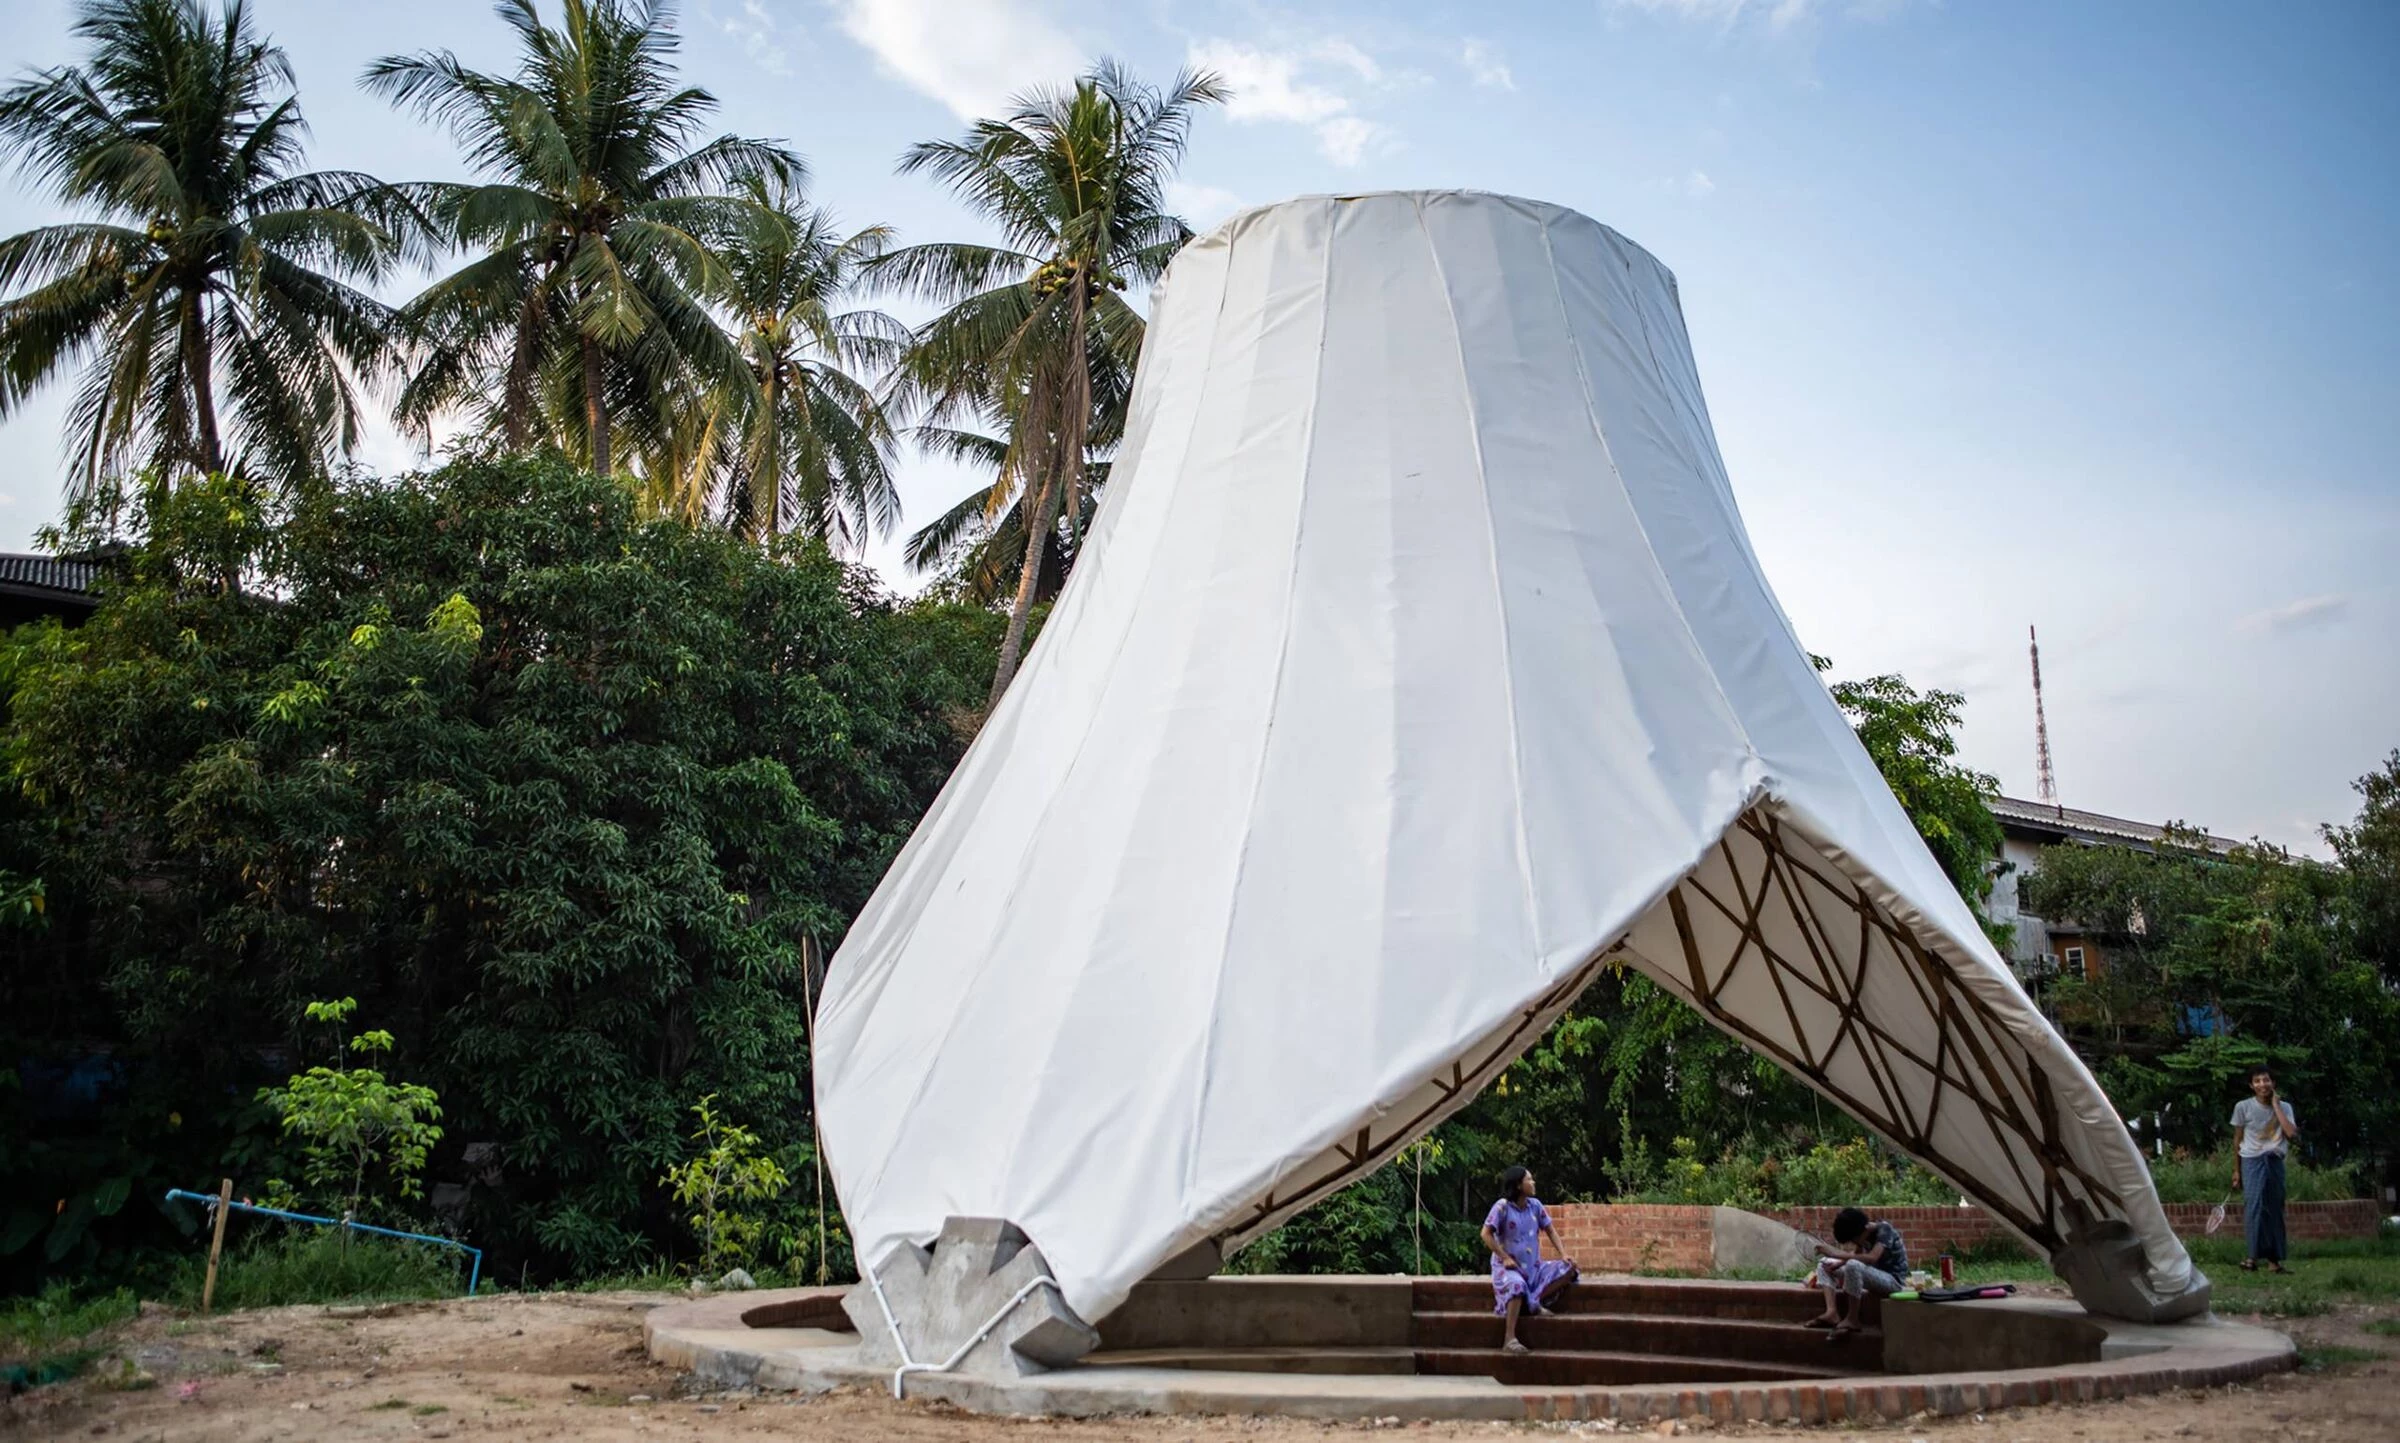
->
[719,0,792,76]
[1683,169,1716,197]
[1314,115,1383,166]
[2238,594,2349,635]
[1460,39,1514,90]
[1188,38,1388,166]
[829,0,1084,121]
[1191,38,1351,124]
[1165,180,1243,229]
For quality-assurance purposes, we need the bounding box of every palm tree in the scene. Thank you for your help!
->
[877,60,1224,704]
[0,0,411,497]
[366,0,800,478]
[652,177,905,548]
[903,419,1102,605]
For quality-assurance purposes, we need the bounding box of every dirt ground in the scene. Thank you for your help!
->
[3,1290,2392,1443]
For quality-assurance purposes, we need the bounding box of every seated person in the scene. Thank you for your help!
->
[1806,1205,1906,1339]
[1481,1165,1580,1353]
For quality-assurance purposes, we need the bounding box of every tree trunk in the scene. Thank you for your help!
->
[755,369,779,542]
[183,295,226,476]
[987,287,1093,707]
[583,337,610,476]
[987,463,1059,708]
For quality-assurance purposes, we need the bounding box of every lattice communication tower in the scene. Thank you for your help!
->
[2030,624,2059,815]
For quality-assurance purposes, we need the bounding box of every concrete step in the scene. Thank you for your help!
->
[1410,1309,1884,1369]
[1414,1346,1873,1387]
[1410,1276,1882,1325]
[1085,1346,1419,1376]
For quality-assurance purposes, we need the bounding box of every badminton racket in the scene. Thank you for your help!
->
[2205,1191,2232,1235]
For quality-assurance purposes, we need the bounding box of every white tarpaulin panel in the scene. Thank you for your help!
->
[815,191,2202,1326]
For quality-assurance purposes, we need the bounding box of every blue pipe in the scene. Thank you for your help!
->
[163,1190,483,1297]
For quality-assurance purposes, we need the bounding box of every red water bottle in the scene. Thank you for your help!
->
[1938,1254,1955,1286]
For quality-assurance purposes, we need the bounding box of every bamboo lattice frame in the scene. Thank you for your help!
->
[1212,805,2115,1263]
[1624,809,2120,1254]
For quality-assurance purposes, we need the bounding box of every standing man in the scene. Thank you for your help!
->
[2231,1065,2300,1274]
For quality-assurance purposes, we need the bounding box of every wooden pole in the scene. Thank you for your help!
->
[201,1177,233,1313]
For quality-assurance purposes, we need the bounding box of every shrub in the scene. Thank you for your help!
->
[660,1095,789,1278]
[1633,1137,1955,1209]
[256,998,443,1221]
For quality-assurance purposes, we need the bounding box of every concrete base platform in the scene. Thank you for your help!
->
[644,1279,2295,1425]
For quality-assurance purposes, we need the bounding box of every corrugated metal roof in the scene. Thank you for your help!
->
[1988,794,2243,854]
[0,552,98,597]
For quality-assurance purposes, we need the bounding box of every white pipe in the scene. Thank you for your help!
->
[892,1277,1064,1399]
[862,1256,1067,1400]
[859,1257,917,1397]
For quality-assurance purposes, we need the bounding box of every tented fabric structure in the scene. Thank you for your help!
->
[815,191,2205,1332]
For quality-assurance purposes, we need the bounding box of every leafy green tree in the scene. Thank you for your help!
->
[649,177,904,546]
[2324,749,2400,991]
[2024,820,2395,1164]
[367,0,800,477]
[878,61,1224,702]
[0,0,411,495]
[258,998,444,1221]
[0,453,993,1282]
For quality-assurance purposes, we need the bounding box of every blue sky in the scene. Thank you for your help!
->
[2,0,2393,851]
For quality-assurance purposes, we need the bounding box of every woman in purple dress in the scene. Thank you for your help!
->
[1481,1166,1580,1352]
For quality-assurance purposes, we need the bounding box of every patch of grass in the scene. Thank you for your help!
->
[412,1403,448,1415]
[2362,1318,2400,1337]
[2186,1232,2400,1316]
[0,1282,139,1390]
[367,1399,411,1411]
[170,1228,465,1311]
[566,1261,815,1294]
[567,1264,687,1294]
[1947,1256,2052,1288]
[2298,1344,2382,1372]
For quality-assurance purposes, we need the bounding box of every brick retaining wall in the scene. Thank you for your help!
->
[1545,1205,1715,1274]
[1773,1205,2016,1258]
[1547,1199,2383,1271]
[2157,1197,2383,1240]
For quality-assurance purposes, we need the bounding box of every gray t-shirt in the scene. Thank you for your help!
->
[2231,1097,2294,1158]
[1862,1220,1908,1277]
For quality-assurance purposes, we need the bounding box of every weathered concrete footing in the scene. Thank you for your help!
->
[840,1217,1099,1380]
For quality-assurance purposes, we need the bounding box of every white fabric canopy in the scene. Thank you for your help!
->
[815,190,2201,1327]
